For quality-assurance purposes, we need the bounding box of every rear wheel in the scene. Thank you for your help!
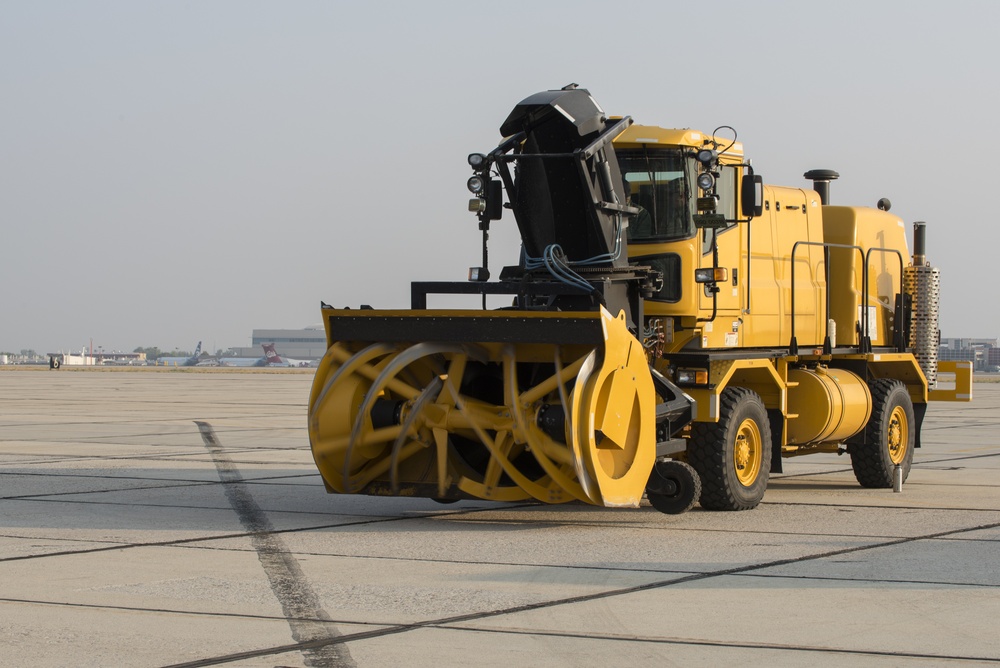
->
[688,388,771,511]
[850,379,914,488]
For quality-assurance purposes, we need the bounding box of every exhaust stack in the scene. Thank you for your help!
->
[912,219,927,265]
[903,221,941,385]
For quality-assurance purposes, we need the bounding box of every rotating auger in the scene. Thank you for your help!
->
[307,308,656,507]
[308,86,697,513]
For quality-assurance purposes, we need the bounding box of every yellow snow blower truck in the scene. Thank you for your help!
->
[307,86,971,514]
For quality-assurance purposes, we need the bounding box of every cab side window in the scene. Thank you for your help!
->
[702,165,738,255]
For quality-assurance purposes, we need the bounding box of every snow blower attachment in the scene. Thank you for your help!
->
[308,87,694,511]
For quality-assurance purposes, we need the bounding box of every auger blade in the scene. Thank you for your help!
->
[307,307,657,507]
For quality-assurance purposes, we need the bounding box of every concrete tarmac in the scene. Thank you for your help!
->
[1,368,998,667]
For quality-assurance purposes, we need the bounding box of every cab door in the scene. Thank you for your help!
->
[698,165,743,345]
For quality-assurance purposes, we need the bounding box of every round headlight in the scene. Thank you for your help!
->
[696,148,718,166]
[468,153,487,169]
[467,175,485,194]
[696,172,715,191]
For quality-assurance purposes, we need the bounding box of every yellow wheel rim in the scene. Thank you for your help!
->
[733,418,762,486]
[887,405,908,465]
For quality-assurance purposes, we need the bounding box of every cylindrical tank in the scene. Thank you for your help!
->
[904,222,940,385]
[786,367,872,445]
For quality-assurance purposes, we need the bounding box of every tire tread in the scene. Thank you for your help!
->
[851,378,913,488]
[688,387,771,511]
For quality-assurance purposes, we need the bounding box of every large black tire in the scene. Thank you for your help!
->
[851,379,915,488]
[688,387,772,511]
[646,459,701,515]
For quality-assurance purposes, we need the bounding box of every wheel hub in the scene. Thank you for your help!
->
[888,405,908,464]
[733,418,762,486]
[736,436,750,469]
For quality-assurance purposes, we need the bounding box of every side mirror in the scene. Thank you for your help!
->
[485,179,504,221]
[741,173,763,218]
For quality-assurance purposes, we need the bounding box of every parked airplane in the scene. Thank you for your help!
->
[157,342,203,367]
[218,348,268,367]
[262,343,317,368]
[101,358,135,366]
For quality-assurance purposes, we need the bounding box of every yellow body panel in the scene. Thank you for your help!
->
[614,123,745,159]
[680,358,786,422]
[823,206,909,347]
[641,183,837,351]
[742,185,827,348]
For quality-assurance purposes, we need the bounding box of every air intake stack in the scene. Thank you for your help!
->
[903,222,941,385]
[804,169,840,205]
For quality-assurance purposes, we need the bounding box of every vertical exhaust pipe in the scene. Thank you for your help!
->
[804,169,840,205]
[912,220,927,266]
[903,221,941,386]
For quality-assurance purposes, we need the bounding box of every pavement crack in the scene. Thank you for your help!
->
[194,420,355,668]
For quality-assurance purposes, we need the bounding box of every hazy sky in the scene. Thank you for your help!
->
[2,1,997,355]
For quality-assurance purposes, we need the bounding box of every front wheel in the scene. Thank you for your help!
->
[646,460,701,515]
[688,388,772,511]
[850,379,914,488]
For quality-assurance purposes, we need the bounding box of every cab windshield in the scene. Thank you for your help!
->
[617,147,694,243]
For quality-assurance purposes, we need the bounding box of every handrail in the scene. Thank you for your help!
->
[863,246,905,352]
[789,242,907,356]
[789,241,864,356]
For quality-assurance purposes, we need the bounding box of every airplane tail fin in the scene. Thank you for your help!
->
[193,341,202,357]
[262,343,282,364]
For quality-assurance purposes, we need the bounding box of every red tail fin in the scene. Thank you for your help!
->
[261,343,282,364]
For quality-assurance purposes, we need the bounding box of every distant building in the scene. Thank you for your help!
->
[939,337,998,371]
[93,352,147,365]
[47,351,97,366]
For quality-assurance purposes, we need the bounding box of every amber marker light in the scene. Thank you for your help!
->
[694,267,728,283]
[676,368,709,385]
